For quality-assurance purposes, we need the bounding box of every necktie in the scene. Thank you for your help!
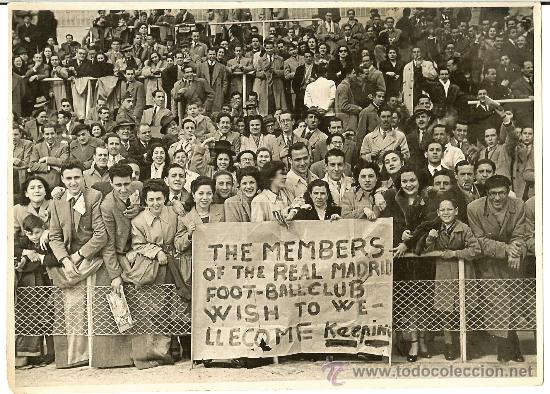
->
[381,130,386,139]
[151,106,158,126]
[69,197,75,230]
[173,195,179,201]
[336,181,342,194]
[305,131,312,140]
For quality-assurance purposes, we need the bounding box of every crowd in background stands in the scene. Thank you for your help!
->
[11,7,535,371]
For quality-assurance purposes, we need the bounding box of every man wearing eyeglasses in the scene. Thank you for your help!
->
[467,175,527,363]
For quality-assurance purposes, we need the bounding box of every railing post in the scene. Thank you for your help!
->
[86,277,94,367]
[262,21,266,43]
[458,258,468,362]
[242,73,247,112]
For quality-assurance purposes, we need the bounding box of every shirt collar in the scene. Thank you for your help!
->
[144,207,168,227]
[287,169,310,185]
[264,189,282,204]
[428,163,442,173]
[66,190,83,202]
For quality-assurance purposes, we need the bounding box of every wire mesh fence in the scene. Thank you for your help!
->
[15,278,536,337]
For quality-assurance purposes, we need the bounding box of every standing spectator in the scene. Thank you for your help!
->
[197,48,228,113]
[327,45,353,86]
[119,68,146,123]
[226,45,254,99]
[321,149,353,205]
[47,160,110,368]
[292,50,318,119]
[141,52,167,107]
[335,67,362,132]
[17,12,39,55]
[171,65,215,119]
[379,47,404,98]
[467,175,527,363]
[123,179,183,369]
[224,167,260,223]
[317,11,341,53]
[304,65,336,127]
[254,40,287,116]
[402,47,438,114]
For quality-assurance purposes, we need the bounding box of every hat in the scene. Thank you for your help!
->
[121,44,132,52]
[413,107,430,118]
[211,140,235,155]
[159,114,178,134]
[33,96,48,109]
[111,119,135,132]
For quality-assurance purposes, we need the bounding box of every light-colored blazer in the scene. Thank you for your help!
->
[49,188,107,262]
[360,127,410,160]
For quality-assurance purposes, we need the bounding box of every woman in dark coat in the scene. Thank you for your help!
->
[327,45,353,86]
[90,52,115,78]
[290,179,341,221]
[378,46,404,98]
[380,165,432,362]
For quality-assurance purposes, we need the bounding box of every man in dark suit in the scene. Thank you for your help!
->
[292,50,319,119]
[66,47,94,78]
[171,64,215,118]
[406,108,433,170]
[128,123,159,166]
[119,68,146,123]
[426,67,464,114]
[417,140,454,190]
[17,13,39,54]
[467,88,503,144]
[161,53,187,111]
[446,57,470,94]
[510,60,534,127]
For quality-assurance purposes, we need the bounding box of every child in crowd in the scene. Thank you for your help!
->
[420,194,481,361]
[14,214,57,369]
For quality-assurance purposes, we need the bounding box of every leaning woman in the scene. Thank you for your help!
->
[289,179,341,221]
[379,165,431,363]
[124,179,184,369]
[224,166,261,222]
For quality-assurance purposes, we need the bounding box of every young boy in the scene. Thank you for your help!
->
[185,101,216,143]
[421,194,481,361]
[14,214,57,368]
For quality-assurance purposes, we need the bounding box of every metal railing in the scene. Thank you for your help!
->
[14,254,536,364]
